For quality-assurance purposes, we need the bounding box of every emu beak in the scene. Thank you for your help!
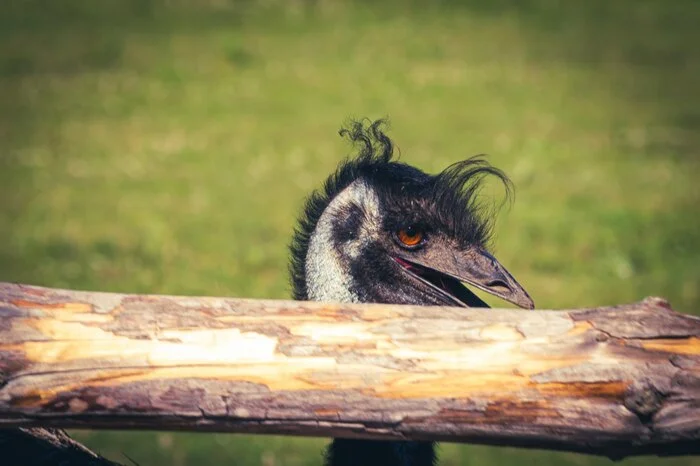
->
[452,248,535,309]
[394,247,535,309]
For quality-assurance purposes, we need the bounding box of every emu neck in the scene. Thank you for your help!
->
[305,181,435,466]
[326,439,435,466]
[305,179,378,303]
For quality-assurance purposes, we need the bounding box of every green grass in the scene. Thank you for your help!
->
[1,1,699,465]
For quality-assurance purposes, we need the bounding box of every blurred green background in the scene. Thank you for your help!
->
[1,0,698,465]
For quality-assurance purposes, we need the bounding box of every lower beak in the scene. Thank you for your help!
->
[458,248,535,309]
[401,247,535,309]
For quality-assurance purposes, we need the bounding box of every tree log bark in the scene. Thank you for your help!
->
[0,282,699,460]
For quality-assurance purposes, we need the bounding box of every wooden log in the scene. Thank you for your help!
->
[0,282,699,460]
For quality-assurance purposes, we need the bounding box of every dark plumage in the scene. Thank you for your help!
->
[289,119,533,466]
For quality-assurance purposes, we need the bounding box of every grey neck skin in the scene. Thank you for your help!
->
[305,179,380,304]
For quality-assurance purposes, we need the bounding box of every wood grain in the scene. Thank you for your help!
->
[1,283,699,459]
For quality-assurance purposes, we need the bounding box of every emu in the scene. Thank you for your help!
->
[289,119,534,466]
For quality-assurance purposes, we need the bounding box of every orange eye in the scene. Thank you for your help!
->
[396,226,424,248]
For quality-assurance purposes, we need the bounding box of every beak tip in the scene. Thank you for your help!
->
[512,292,535,310]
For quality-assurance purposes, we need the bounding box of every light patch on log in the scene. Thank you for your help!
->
[479,323,524,341]
[12,300,92,313]
[534,382,628,398]
[642,337,700,355]
[154,328,279,363]
[290,322,384,343]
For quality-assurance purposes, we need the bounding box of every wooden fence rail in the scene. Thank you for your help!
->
[1,282,699,463]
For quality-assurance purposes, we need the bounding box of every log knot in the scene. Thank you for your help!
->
[624,378,665,422]
[642,296,672,311]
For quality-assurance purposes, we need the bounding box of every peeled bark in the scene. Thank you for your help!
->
[1,282,699,460]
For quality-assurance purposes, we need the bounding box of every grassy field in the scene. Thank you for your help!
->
[1,1,699,465]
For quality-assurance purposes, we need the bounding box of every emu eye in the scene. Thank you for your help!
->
[395,225,425,249]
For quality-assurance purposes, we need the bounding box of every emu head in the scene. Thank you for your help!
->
[290,119,533,309]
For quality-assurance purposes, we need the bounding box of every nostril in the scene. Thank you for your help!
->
[486,279,510,291]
